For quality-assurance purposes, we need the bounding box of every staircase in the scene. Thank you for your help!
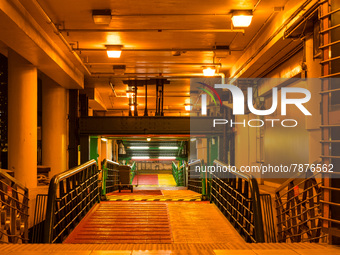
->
[63,202,172,244]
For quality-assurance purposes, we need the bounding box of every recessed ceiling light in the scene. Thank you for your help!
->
[184,104,192,111]
[231,10,253,27]
[202,66,216,76]
[106,45,122,58]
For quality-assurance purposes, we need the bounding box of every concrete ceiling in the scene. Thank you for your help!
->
[17,0,290,114]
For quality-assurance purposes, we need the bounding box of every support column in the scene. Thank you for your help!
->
[69,90,79,168]
[8,50,37,188]
[80,135,89,164]
[41,75,68,178]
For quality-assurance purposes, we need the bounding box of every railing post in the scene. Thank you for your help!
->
[250,178,265,242]
[101,159,107,196]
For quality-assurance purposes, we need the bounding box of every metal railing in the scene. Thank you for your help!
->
[320,0,340,244]
[0,169,29,243]
[260,194,276,242]
[31,194,48,243]
[172,162,185,186]
[101,159,119,196]
[210,160,265,243]
[319,172,340,244]
[130,162,136,184]
[187,160,204,194]
[44,160,99,243]
[275,160,325,243]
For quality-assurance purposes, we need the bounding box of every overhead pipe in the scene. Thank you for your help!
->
[60,28,244,33]
[85,62,223,66]
[31,0,91,75]
[90,72,226,83]
[76,48,236,52]
[110,13,230,17]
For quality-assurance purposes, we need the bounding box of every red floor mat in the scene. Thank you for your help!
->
[132,174,159,185]
[108,190,163,196]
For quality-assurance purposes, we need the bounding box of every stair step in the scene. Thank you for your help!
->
[63,202,172,244]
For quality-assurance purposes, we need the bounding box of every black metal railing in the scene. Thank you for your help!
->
[0,169,29,243]
[260,194,276,242]
[275,160,325,243]
[101,159,119,197]
[31,194,48,243]
[319,172,340,244]
[187,160,204,194]
[210,160,265,243]
[44,160,99,243]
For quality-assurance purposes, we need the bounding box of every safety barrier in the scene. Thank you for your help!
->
[275,160,325,243]
[0,169,29,243]
[320,172,340,244]
[44,160,99,243]
[260,194,276,242]
[210,160,265,243]
[187,160,204,194]
[101,159,119,196]
[172,162,185,186]
[31,194,48,243]
[320,0,340,244]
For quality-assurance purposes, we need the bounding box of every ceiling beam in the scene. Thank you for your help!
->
[79,116,223,135]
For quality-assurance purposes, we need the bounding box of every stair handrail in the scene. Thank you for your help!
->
[44,160,99,243]
[274,158,325,243]
[211,160,265,242]
[0,169,29,243]
[130,161,136,184]
[275,158,322,194]
[187,159,206,194]
[171,161,178,185]
[101,159,119,196]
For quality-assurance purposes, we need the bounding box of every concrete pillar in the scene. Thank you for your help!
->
[8,50,37,188]
[41,75,68,178]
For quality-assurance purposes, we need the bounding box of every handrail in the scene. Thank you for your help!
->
[211,160,264,243]
[101,159,119,197]
[0,169,28,191]
[0,169,29,243]
[130,161,136,184]
[187,160,204,194]
[44,160,99,243]
[172,162,185,186]
[276,159,322,194]
[274,159,325,243]
[188,159,202,167]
